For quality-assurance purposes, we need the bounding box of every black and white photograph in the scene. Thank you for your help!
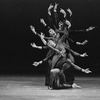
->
[0,0,100,100]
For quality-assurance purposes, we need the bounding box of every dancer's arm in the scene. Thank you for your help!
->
[30,25,54,42]
[66,8,72,17]
[67,59,92,73]
[56,30,66,34]
[66,37,88,45]
[39,33,55,47]
[70,26,95,33]
[60,7,72,29]
[60,8,66,18]
[39,33,47,45]
[48,3,53,16]
[30,26,48,45]
[33,51,55,66]
[40,33,68,56]
[30,25,41,37]
[31,42,48,49]
[70,49,88,57]
[31,42,42,49]
[40,18,51,30]
[54,3,59,28]
[48,3,57,30]
[63,42,88,57]
[44,36,54,40]
[76,40,88,45]
[47,45,60,54]
[60,7,72,19]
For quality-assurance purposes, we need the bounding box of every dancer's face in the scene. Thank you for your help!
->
[58,21,63,30]
[48,40,56,47]
[49,29,56,37]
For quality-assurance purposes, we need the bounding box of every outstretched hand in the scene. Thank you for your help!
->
[33,61,42,66]
[40,18,47,26]
[33,61,40,66]
[80,52,88,57]
[30,25,37,34]
[40,32,45,39]
[83,68,92,73]
[86,26,95,32]
[30,42,37,48]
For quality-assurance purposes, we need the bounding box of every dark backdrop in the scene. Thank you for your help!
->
[0,0,100,76]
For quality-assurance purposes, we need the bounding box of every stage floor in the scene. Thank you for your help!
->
[0,76,100,100]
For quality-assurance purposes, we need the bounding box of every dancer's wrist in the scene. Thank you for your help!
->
[81,69,85,72]
[39,61,43,64]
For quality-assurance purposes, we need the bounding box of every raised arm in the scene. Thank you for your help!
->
[53,3,59,28]
[48,3,53,16]
[66,8,72,17]
[40,18,51,30]
[48,3,57,29]
[30,25,41,37]
[60,8,66,18]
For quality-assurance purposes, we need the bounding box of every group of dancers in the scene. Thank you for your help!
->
[30,3,95,89]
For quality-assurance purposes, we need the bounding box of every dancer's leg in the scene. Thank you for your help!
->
[45,60,52,86]
[51,55,61,69]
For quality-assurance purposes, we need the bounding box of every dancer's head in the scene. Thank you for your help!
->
[58,21,64,30]
[49,29,56,37]
[48,40,56,47]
